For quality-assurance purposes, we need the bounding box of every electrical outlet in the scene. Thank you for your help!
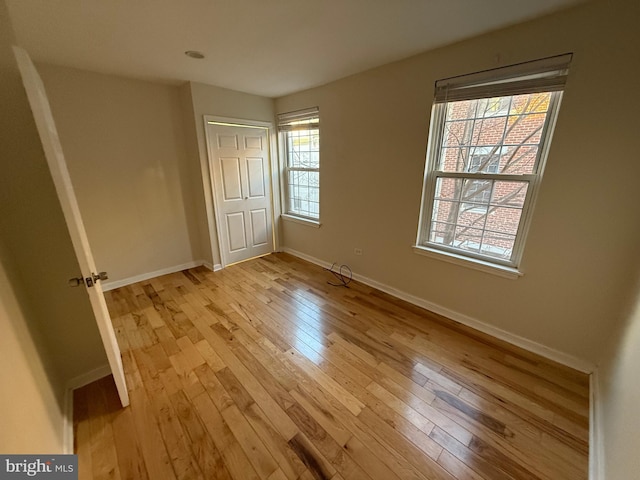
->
[354,248,363,256]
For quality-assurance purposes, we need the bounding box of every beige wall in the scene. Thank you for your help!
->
[276,0,640,364]
[597,261,640,478]
[188,81,275,265]
[39,64,202,283]
[0,240,65,452]
[38,69,276,277]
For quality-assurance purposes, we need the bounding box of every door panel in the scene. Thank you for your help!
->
[226,212,247,252]
[244,135,263,149]
[250,209,268,246]
[246,157,266,198]
[220,157,243,200]
[218,134,238,149]
[14,47,129,406]
[207,123,274,266]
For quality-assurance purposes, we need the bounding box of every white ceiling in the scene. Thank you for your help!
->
[7,0,584,98]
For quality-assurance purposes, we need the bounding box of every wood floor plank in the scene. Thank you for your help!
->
[73,386,94,480]
[111,397,150,480]
[220,405,280,479]
[293,374,453,480]
[191,390,261,480]
[166,389,228,480]
[86,380,122,480]
[78,253,588,480]
[288,432,336,480]
[243,402,308,480]
[188,312,300,440]
[128,386,177,480]
[285,348,365,416]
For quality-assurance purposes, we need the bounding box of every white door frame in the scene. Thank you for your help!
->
[203,115,281,268]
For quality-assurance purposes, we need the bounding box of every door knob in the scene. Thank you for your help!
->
[72,272,108,288]
[86,271,108,287]
[68,277,85,287]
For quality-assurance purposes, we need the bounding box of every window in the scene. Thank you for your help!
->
[278,107,320,221]
[416,55,571,272]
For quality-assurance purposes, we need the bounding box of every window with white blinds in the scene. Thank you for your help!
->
[278,107,320,221]
[415,55,571,274]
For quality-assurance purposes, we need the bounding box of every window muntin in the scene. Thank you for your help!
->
[278,109,320,221]
[417,56,570,269]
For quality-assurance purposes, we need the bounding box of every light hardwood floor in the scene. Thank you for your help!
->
[74,253,589,480]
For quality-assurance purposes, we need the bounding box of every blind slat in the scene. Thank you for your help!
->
[277,107,319,128]
[278,122,319,132]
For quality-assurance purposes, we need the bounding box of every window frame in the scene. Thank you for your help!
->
[415,56,570,276]
[277,107,321,225]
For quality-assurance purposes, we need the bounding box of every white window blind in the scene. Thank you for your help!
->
[277,107,320,131]
[434,54,572,103]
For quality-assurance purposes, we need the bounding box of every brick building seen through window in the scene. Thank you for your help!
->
[428,91,553,260]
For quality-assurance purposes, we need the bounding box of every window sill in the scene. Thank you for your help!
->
[412,245,523,280]
[281,214,321,228]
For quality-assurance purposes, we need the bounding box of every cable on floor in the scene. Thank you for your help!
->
[324,262,352,287]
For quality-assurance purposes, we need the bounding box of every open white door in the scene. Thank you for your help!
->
[13,46,129,407]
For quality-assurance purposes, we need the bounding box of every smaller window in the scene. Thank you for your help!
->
[278,108,320,221]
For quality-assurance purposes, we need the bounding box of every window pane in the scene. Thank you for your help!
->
[491,181,528,208]
[438,92,551,175]
[287,128,320,169]
[485,207,522,236]
[504,113,546,145]
[461,178,491,206]
[499,145,539,174]
[479,232,516,259]
[431,200,458,223]
[453,226,484,253]
[458,205,488,227]
[434,177,462,201]
[509,93,550,115]
[288,169,319,218]
[428,221,452,245]
[470,116,508,146]
[439,146,468,172]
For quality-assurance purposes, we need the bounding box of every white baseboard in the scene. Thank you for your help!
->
[589,368,604,479]
[66,364,112,391]
[282,247,595,374]
[63,387,73,454]
[102,260,223,291]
